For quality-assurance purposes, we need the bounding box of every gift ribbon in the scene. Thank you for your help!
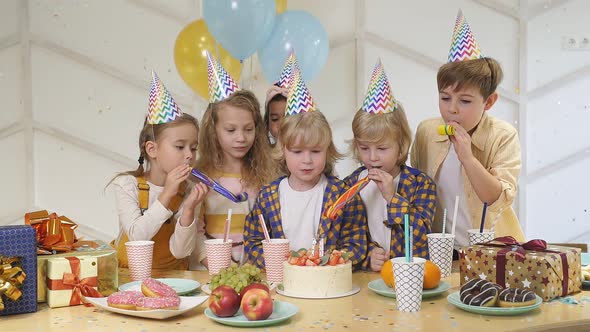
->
[25,210,78,253]
[190,168,248,203]
[47,256,102,306]
[0,256,25,311]
[324,177,370,220]
[482,236,569,296]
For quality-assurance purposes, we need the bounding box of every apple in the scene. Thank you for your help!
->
[240,288,273,321]
[239,282,270,301]
[209,285,240,317]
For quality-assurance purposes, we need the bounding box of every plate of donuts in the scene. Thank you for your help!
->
[447,279,542,316]
[119,278,201,295]
[84,295,208,320]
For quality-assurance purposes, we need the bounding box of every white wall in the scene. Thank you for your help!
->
[0,0,588,247]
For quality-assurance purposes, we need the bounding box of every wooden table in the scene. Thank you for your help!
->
[2,267,589,332]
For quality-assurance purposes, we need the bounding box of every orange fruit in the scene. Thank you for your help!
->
[380,260,395,288]
[423,260,441,289]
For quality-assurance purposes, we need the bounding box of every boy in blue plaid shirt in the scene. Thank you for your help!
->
[243,69,368,271]
[344,60,436,272]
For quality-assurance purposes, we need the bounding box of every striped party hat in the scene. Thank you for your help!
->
[361,59,396,114]
[277,50,299,89]
[448,10,484,62]
[285,67,316,116]
[206,51,239,103]
[147,71,183,124]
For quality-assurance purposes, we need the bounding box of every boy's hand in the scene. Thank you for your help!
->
[370,247,388,272]
[367,168,395,202]
[448,121,474,163]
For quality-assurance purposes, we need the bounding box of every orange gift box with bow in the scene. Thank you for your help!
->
[46,256,102,308]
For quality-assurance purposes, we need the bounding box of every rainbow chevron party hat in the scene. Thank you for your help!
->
[448,10,484,62]
[361,59,396,114]
[285,67,316,115]
[206,51,239,103]
[147,70,183,124]
[277,50,299,89]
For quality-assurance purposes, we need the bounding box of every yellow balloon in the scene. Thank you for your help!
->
[174,19,242,101]
[276,0,287,14]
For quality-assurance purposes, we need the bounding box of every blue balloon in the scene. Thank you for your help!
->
[258,10,329,83]
[203,0,276,61]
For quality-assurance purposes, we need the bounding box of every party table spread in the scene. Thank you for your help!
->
[1,264,589,332]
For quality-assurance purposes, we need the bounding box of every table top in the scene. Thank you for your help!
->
[1,266,589,332]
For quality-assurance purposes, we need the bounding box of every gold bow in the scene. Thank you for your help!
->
[0,256,26,311]
[25,210,78,253]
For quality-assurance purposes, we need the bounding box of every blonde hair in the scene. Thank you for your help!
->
[107,113,199,187]
[437,57,503,99]
[350,104,412,167]
[195,90,274,190]
[275,111,343,177]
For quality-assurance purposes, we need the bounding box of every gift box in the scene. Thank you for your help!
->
[46,256,102,308]
[0,225,37,315]
[459,236,582,301]
[37,240,117,302]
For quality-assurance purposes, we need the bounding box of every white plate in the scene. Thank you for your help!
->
[118,278,201,296]
[276,285,361,299]
[84,296,208,320]
[202,282,278,295]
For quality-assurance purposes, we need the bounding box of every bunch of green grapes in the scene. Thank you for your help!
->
[209,263,264,293]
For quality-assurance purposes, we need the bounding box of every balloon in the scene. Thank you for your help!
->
[258,10,329,83]
[174,19,242,101]
[203,0,276,60]
[275,0,287,13]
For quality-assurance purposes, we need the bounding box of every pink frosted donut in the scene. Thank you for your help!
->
[135,296,180,310]
[107,291,144,310]
[141,278,177,298]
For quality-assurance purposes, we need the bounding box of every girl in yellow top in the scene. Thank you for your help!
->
[411,11,524,250]
[190,53,274,270]
[110,71,209,270]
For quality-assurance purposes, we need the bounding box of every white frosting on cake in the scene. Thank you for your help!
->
[282,261,352,297]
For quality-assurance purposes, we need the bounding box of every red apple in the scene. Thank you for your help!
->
[240,288,273,321]
[209,285,240,317]
[239,282,270,301]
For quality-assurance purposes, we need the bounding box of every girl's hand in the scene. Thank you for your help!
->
[161,164,191,203]
[367,168,395,202]
[448,121,474,163]
[370,247,388,272]
[184,182,210,211]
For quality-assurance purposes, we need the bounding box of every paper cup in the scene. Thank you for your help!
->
[468,229,495,246]
[427,233,455,278]
[392,257,425,312]
[205,239,233,275]
[262,239,290,283]
[125,240,154,281]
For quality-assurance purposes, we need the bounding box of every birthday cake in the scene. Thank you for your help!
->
[282,249,352,297]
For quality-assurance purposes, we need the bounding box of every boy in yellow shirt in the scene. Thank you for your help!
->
[411,10,525,251]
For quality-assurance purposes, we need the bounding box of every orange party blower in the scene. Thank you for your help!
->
[324,177,370,220]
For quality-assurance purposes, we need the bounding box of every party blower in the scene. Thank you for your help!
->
[189,168,248,203]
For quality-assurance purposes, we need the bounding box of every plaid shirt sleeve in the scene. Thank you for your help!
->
[243,185,279,269]
[332,182,368,271]
[386,168,437,259]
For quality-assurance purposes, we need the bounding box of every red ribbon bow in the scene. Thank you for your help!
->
[47,257,102,306]
[482,236,569,296]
